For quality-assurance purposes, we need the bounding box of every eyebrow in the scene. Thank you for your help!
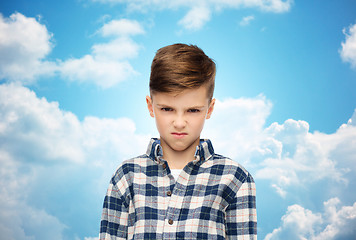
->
[155,104,206,109]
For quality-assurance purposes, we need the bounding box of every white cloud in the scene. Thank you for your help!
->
[340,23,356,69]
[204,96,356,199]
[90,0,293,30]
[0,12,57,83]
[84,237,99,240]
[265,198,356,240]
[254,119,348,193]
[203,95,273,165]
[239,15,255,26]
[254,111,356,198]
[258,0,293,13]
[178,5,211,31]
[60,55,136,88]
[316,198,356,239]
[0,13,144,88]
[0,83,149,165]
[99,18,144,37]
[0,83,85,163]
[271,183,287,198]
[0,148,68,240]
[265,204,322,240]
[92,37,141,61]
[59,18,144,88]
[0,83,149,238]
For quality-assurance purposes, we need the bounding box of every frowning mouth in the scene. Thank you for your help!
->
[171,132,188,138]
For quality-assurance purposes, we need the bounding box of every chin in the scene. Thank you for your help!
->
[175,147,190,152]
[173,141,196,152]
[170,144,188,152]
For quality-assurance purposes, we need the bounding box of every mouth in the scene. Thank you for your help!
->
[171,132,188,138]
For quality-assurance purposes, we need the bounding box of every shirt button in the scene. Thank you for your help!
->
[162,163,167,169]
[167,191,172,196]
[168,219,173,225]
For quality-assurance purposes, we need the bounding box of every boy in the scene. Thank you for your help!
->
[100,43,257,239]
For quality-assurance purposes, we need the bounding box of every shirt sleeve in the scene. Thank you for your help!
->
[225,174,257,240]
[99,177,129,240]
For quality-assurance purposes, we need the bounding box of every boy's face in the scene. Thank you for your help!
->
[146,86,215,156]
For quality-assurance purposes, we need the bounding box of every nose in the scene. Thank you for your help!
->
[173,113,186,129]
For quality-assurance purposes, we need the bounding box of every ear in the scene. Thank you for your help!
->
[146,95,155,118]
[206,98,215,119]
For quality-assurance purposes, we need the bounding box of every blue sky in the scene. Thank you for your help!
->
[0,0,356,239]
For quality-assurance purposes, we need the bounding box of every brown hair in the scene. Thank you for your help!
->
[149,43,216,100]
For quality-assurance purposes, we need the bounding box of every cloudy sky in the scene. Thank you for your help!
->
[1,0,356,239]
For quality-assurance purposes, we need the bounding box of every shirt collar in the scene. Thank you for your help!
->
[146,138,215,165]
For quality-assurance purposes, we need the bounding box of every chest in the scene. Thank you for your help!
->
[131,167,231,207]
[126,167,233,238]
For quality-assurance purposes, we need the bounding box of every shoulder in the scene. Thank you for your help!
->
[199,139,253,182]
[208,154,256,201]
[208,153,254,184]
[111,154,153,185]
[121,154,151,170]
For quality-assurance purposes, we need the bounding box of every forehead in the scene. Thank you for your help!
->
[151,86,209,106]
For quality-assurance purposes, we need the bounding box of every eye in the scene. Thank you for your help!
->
[161,107,173,112]
[188,109,200,113]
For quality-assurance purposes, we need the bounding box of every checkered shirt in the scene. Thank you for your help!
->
[100,138,257,239]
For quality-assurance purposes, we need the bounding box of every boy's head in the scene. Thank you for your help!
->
[149,43,216,101]
[146,43,216,158]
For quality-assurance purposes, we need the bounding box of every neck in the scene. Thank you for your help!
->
[160,139,200,169]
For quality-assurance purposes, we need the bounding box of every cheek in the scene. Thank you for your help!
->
[154,115,169,130]
[190,115,206,129]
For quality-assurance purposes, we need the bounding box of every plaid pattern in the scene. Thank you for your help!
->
[100,138,257,239]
